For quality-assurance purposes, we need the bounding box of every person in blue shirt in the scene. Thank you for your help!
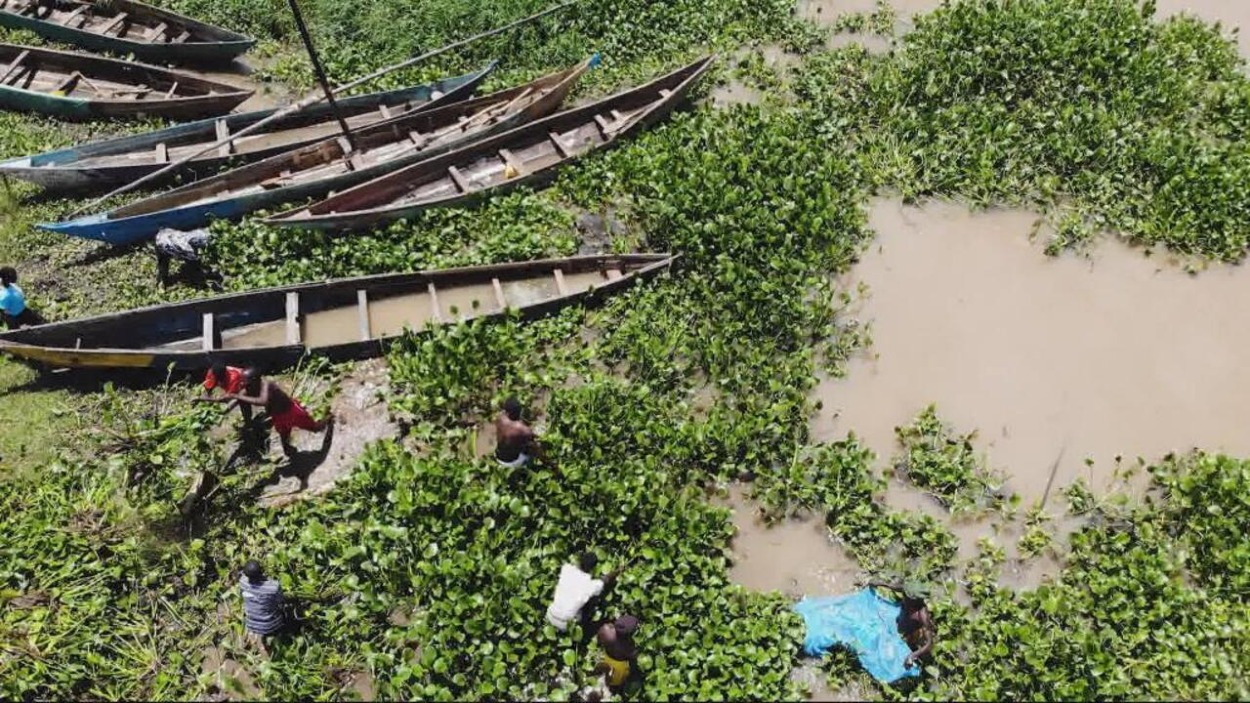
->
[0,267,43,329]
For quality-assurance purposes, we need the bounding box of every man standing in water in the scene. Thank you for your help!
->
[872,580,935,669]
[899,590,934,669]
[227,368,332,458]
[495,396,541,467]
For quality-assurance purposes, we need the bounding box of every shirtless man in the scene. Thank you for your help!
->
[593,614,640,690]
[227,368,332,457]
[899,593,934,669]
[495,396,540,467]
[869,580,934,669]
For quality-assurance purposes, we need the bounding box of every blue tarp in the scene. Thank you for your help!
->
[793,590,920,684]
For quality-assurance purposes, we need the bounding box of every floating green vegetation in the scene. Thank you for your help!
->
[893,405,1009,513]
[940,451,1249,700]
[2,0,1250,699]
[796,0,1250,260]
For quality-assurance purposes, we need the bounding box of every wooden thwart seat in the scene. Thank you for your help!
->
[285,292,300,345]
[215,119,233,157]
[553,269,568,296]
[549,132,572,158]
[0,49,30,85]
[99,12,129,36]
[60,5,90,28]
[172,29,192,43]
[605,268,624,281]
[146,21,169,41]
[491,277,507,310]
[154,142,169,163]
[499,148,525,177]
[377,104,392,120]
[447,165,470,192]
[201,313,215,351]
[427,283,444,323]
[356,290,370,341]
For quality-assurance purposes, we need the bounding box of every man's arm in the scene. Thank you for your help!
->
[195,394,232,404]
[603,561,632,589]
[905,613,935,666]
[524,429,543,459]
[229,381,270,408]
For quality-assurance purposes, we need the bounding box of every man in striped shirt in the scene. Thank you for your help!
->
[240,561,285,654]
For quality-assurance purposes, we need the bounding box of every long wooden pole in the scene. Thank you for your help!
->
[68,0,578,218]
[285,0,356,150]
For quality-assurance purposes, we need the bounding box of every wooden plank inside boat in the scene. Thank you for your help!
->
[548,131,572,158]
[285,292,300,345]
[215,119,232,156]
[427,283,444,323]
[492,277,507,309]
[100,12,129,36]
[499,148,525,177]
[201,313,214,351]
[447,165,470,192]
[0,49,29,84]
[356,290,370,342]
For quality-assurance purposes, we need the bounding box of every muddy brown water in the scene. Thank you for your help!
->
[205,274,604,351]
[721,485,861,597]
[813,198,1250,507]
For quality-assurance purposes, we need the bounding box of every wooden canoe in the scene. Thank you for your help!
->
[39,60,588,246]
[0,42,251,119]
[0,0,254,66]
[0,63,493,193]
[0,253,675,370]
[267,55,715,232]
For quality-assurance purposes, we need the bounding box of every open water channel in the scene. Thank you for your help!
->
[723,3,1250,698]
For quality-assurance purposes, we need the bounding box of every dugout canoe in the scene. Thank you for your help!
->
[0,42,250,119]
[39,60,588,245]
[267,55,715,232]
[0,0,254,66]
[1,63,494,193]
[0,253,676,370]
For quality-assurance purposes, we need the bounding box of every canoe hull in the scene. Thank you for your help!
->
[40,61,587,246]
[0,43,252,121]
[0,0,254,65]
[271,56,715,232]
[0,85,251,120]
[0,65,494,192]
[0,254,676,371]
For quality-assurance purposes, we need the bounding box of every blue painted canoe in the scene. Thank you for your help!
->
[0,42,251,119]
[1,62,495,193]
[0,0,254,66]
[38,61,588,246]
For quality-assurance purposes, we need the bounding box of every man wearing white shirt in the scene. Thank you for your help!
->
[546,552,624,634]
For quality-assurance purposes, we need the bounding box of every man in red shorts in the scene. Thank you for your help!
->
[196,362,253,422]
[227,368,332,457]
